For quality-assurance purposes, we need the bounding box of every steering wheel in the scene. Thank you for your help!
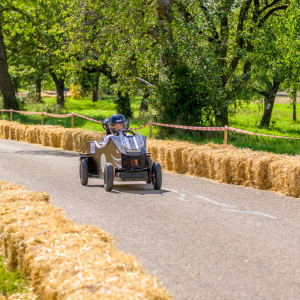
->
[115,129,136,136]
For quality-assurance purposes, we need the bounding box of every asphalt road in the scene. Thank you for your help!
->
[1,139,300,300]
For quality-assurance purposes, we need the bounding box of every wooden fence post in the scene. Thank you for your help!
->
[10,109,13,122]
[149,120,152,138]
[41,112,44,125]
[224,125,228,145]
[71,113,74,128]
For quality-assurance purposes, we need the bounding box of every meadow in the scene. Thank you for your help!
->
[1,95,300,155]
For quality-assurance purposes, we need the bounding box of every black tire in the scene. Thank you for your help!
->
[79,158,88,185]
[146,157,152,184]
[152,161,162,190]
[104,163,114,191]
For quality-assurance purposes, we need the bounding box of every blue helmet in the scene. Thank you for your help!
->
[108,114,129,133]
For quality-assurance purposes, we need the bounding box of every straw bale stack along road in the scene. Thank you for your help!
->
[1,138,300,300]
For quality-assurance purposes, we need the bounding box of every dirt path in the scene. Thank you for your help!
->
[17,91,71,98]
[275,91,300,104]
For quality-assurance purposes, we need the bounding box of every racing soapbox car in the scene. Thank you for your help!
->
[79,130,162,191]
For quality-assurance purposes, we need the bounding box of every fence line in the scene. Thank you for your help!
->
[227,126,300,140]
[1,109,299,143]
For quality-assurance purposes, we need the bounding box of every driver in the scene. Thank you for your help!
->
[103,113,138,166]
[103,114,126,144]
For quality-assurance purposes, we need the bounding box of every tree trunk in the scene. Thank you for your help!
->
[156,0,175,66]
[291,87,297,122]
[50,71,65,107]
[35,66,45,103]
[215,105,229,127]
[12,77,20,94]
[92,72,100,102]
[0,13,19,110]
[260,80,281,127]
[140,92,149,111]
[114,91,132,118]
[36,77,42,103]
[293,98,296,122]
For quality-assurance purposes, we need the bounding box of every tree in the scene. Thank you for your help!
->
[0,9,19,109]
[87,0,291,127]
[3,0,71,108]
[282,1,300,122]
[56,0,134,116]
[247,0,300,126]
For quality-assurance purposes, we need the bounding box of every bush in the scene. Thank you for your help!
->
[70,85,82,99]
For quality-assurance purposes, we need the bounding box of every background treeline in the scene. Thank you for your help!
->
[0,0,300,135]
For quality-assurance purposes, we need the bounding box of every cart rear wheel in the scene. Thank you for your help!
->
[104,163,114,191]
[152,161,162,190]
[146,157,152,184]
[79,158,88,185]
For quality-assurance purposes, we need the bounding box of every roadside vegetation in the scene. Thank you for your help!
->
[1,0,300,155]
[0,256,29,296]
[1,95,300,155]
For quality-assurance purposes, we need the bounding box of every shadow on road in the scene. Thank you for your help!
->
[84,183,169,195]
[12,150,79,157]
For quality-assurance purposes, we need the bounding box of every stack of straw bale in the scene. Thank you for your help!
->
[147,139,300,197]
[0,181,173,300]
[0,120,105,152]
[1,120,300,197]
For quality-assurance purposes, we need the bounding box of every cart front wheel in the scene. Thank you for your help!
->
[146,157,152,184]
[104,163,114,191]
[79,158,88,185]
[152,161,162,190]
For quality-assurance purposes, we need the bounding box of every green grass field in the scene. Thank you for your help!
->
[1,96,300,155]
[0,95,154,137]
[0,256,29,296]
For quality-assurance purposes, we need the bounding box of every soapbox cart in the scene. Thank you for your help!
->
[79,130,162,191]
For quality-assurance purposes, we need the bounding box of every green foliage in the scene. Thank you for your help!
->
[152,64,214,137]
[114,91,133,118]
[0,256,29,296]
[1,0,299,133]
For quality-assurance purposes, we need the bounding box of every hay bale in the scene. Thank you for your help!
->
[71,130,83,152]
[72,131,105,153]
[3,121,10,139]
[180,145,198,174]
[49,127,65,148]
[269,156,300,197]
[0,120,106,153]
[0,181,173,300]
[20,124,29,142]
[15,125,23,141]
[170,144,187,172]
[147,139,160,162]
[165,148,173,171]
[147,139,300,197]
[61,129,78,151]
[8,124,16,140]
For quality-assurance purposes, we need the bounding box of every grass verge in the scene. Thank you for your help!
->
[0,256,29,296]
[1,97,300,155]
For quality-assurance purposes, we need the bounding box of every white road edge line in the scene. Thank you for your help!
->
[179,194,188,201]
[163,188,189,201]
[164,188,178,193]
[222,209,277,219]
[195,195,236,208]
